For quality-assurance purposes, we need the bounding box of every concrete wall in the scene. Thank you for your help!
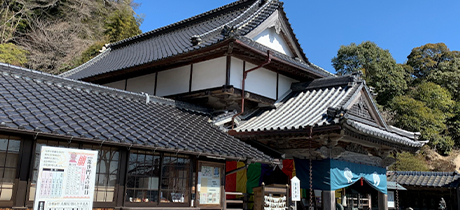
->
[191,57,226,91]
[230,58,298,100]
[156,65,190,96]
[126,73,156,95]
[230,57,244,89]
[278,74,298,98]
[253,27,293,57]
[101,56,298,100]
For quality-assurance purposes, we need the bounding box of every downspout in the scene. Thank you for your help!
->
[231,50,271,129]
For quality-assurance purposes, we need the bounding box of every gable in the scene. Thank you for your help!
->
[344,87,387,128]
[349,97,375,123]
[253,27,294,56]
[245,10,304,61]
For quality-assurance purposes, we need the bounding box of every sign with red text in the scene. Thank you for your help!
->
[34,146,98,210]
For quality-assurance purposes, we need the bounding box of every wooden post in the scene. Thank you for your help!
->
[13,138,34,208]
[115,148,128,207]
[322,190,335,210]
[378,191,388,210]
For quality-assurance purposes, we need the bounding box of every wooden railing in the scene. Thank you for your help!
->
[224,192,249,210]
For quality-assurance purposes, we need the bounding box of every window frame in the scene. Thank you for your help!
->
[123,151,194,208]
[0,134,22,207]
[123,149,162,207]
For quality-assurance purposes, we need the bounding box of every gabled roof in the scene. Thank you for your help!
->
[388,171,460,188]
[61,0,332,80]
[0,63,272,162]
[232,73,426,149]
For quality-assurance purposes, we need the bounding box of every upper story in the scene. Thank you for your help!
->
[61,0,333,111]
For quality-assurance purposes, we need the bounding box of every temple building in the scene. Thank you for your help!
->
[0,0,427,209]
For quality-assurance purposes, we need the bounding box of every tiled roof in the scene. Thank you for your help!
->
[234,74,425,148]
[61,0,331,80]
[344,121,425,147]
[388,171,460,188]
[387,181,407,190]
[235,75,362,132]
[0,63,272,162]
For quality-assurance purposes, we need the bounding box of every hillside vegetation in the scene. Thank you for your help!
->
[0,0,142,74]
[333,42,460,171]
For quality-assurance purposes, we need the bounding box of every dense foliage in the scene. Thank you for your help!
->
[389,152,429,171]
[333,42,460,155]
[0,0,143,74]
[331,41,408,106]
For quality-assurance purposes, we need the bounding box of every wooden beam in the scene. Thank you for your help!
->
[225,165,248,176]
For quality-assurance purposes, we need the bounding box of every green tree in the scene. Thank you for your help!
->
[0,43,28,66]
[448,102,460,145]
[389,152,429,171]
[407,43,460,79]
[427,57,460,101]
[390,83,455,154]
[105,8,142,43]
[331,41,408,106]
[410,82,454,113]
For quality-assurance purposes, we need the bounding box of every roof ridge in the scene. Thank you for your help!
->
[109,0,257,49]
[291,74,362,92]
[0,63,209,114]
[198,0,263,40]
[60,48,111,78]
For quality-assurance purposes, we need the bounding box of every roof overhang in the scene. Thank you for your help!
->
[0,126,273,164]
[82,38,325,85]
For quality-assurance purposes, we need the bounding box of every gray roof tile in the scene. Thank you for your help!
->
[234,74,425,148]
[61,0,331,80]
[388,171,460,188]
[0,63,271,162]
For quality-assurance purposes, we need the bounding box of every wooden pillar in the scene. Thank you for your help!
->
[115,148,129,207]
[13,137,34,208]
[322,190,335,210]
[378,191,388,210]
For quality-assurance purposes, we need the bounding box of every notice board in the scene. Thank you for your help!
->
[33,146,98,210]
[197,161,224,208]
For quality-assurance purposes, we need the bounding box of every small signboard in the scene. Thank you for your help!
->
[388,191,395,208]
[291,176,301,201]
[33,146,98,210]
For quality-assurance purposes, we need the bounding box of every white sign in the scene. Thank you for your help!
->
[388,191,395,208]
[291,176,301,201]
[33,146,98,210]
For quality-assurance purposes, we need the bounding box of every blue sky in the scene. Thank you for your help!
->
[134,0,460,73]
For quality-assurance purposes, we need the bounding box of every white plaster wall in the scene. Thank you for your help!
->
[230,57,244,89]
[191,57,226,91]
[156,65,190,96]
[103,80,126,90]
[254,27,294,57]
[245,62,277,99]
[278,74,298,98]
[126,73,156,95]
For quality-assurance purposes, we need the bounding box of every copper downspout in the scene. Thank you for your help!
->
[231,50,271,129]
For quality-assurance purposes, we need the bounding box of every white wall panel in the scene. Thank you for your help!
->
[103,80,126,90]
[245,62,277,99]
[191,57,226,91]
[278,74,298,99]
[126,73,156,95]
[254,27,293,57]
[230,57,244,89]
[156,65,190,96]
